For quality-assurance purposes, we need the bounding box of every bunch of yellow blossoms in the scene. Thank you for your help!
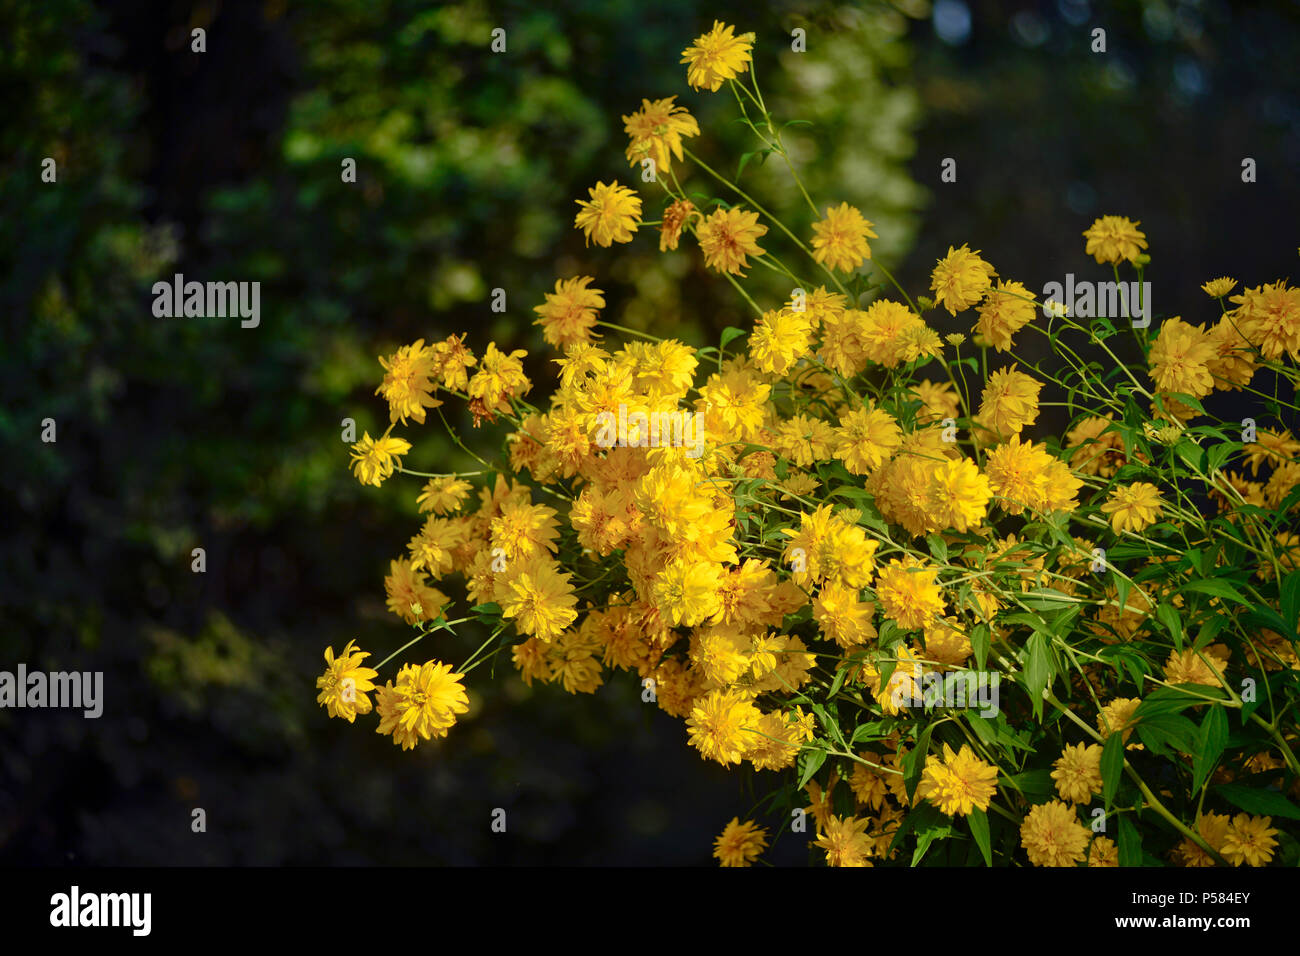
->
[331,22,1300,868]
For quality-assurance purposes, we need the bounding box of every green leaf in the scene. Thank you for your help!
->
[1206,441,1236,475]
[1215,783,1300,820]
[797,745,827,789]
[1192,707,1229,794]
[926,534,948,563]
[1118,815,1142,866]
[968,807,992,867]
[719,326,748,350]
[470,602,501,616]
[1155,603,1183,651]
[1023,632,1053,717]
[970,623,990,672]
[1183,578,1249,605]
[1134,712,1200,758]
[911,814,953,866]
[1101,732,1125,811]
[904,723,934,802]
[1282,570,1300,634]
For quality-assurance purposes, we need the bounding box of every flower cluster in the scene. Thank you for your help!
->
[332,23,1300,867]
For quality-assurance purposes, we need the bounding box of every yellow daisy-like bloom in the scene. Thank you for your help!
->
[1065,415,1126,477]
[930,244,997,315]
[974,279,1037,352]
[696,206,767,275]
[874,556,946,631]
[859,299,927,367]
[750,308,814,376]
[315,640,379,723]
[376,339,441,425]
[384,559,449,625]
[416,476,473,515]
[466,342,531,421]
[1163,644,1230,686]
[660,198,697,252]
[623,96,699,174]
[533,277,605,349]
[686,689,762,766]
[813,583,877,649]
[926,457,991,533]
[912,379,961,424]
[983,435,1053,515]
[431,333,477,391]
[490,499,561,562]
[350,431,411,487]
[1050,742,1103,804]
[713,817,768,867]
[653,557,725,627]
[1148,317,1216,397]
[574,181,642,248]
[1082,215,1148,265]
[833,405,903,476]
[918,743,999,816]
[813,814,875,867]
[1231,280,1300,360]
[511,636,553,687]
[1088,836,1119,867]
[680,21,755,92]
[549,624,605,695]
[1096,697,1143,749]
[1220,814,1279,867]
[1101,482,1164,534]
[1175,812,1232,867]
[374,660,470,750]
[810,202,877,273]
[1020,800,1090,867]
[498,558,579,642]
[1202,277,1237,298]
[977,367,1042,437]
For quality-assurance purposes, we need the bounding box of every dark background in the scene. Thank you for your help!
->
[2,0,1297,865]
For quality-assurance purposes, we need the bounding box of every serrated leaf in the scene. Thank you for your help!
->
[1155,603,1183,651]
[797,745,827,789]
[1024,632,1053,717]
[1184,578,1248,605]
[1192,707,1229,794]
[903,723,934,802]
[1215,783,1300,820]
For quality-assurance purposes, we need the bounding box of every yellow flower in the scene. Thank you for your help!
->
[1050,742,1103,804]
[376,339,441,425]
[977,367,1042,437]
[833,405,903,476]
[490,499,561,562]
[315,640,379,723]
[533,277,605,349]
[926,457,991,533]
[1220,814,1279,866]
[383,559,448,625]
[431,333,476,391]
[874,556,946,631]
[681,21,755,92]
[696,206,767,275]
[374,660,470,750]
[653,558,725,627]
[750,308,814,376]
[1101,482,1164,534]
[1148,317,1216,397]
[498,557,579,642]
[1082,215,1148,265]
[1020,800,1090,867]
[814,814,875,867]
[417,476,473,515]
[350,431,411,487]
[1231,280,1300,360]
[1088,836,1119,867]
[930,244,997,315]
[1201,276,1237,298]
[813,583,877,649]
[549,623,605,694]
[686,689,762,766]
[713,817,768,867]
[984,435,1052,515]
[1096,697,1143,749]
[574,181,642,247]
[623,96,699,174]
[466,342,531,422]
[810,202,877,273]
[918,743,999,816]
[974,280,1037,352]
[1175,812,1231,867]
[660,198,697,252]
